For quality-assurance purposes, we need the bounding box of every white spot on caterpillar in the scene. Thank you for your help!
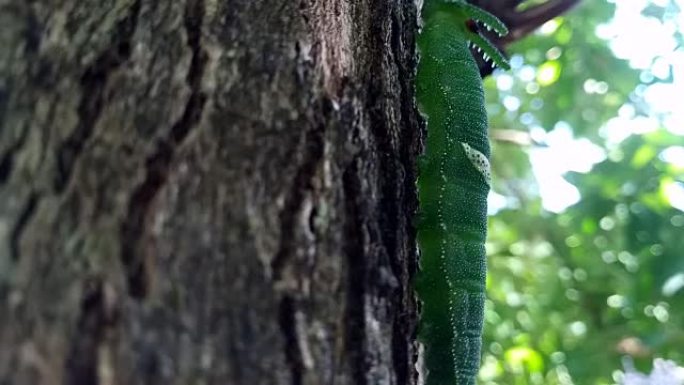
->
[461,142,491,185]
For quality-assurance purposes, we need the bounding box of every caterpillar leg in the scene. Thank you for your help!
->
[441,1,508,36]
[440,1,511,69]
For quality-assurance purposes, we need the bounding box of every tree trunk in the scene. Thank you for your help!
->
[0,0,421,384]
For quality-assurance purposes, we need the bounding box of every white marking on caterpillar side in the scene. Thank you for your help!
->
[416,342,426,385]
[461,142,491,185]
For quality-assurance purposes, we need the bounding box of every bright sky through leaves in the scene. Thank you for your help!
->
[495,0,684,213]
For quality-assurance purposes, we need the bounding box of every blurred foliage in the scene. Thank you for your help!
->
[480,1,684,384]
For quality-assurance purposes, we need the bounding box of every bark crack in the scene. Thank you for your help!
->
[9,193,40,261]
[0,150,15,184]
[278,295,304,385]
[271,124,325,281]
[120,0,207,299]
[1,113,32,186]
[54,0,142,192]
[388,10,420,385]
[342,163,368,385]
[65,277,119,385]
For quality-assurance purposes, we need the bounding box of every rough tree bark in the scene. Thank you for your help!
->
[1,0,421,384]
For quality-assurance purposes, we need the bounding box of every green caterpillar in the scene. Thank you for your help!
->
[415,1,509,384]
